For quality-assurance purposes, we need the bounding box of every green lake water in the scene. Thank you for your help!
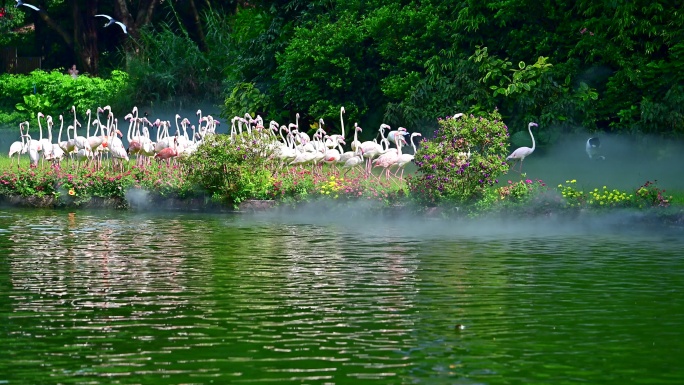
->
[1,207,683,384]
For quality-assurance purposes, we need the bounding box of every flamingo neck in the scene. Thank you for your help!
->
[528,125,536,151]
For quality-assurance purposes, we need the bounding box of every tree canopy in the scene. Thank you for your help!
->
[1,0,682,139]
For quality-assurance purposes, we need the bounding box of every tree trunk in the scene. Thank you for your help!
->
[115,0,160,43]
[188,0,208,52]
[72,0,100,75]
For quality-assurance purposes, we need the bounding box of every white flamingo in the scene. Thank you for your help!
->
[506,122,538,172]
[9,123,28,167]
[326,107,346,148]
[22,126,41,168]
[341,147,365,177]
[394,132,422,179]
[340,123,363,164]
[37,112,54,165]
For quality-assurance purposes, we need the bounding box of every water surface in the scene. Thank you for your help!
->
[1,208,683,384]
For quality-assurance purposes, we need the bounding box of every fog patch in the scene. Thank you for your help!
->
[125,188,151,209]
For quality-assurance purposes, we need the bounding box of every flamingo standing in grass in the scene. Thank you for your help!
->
[339,123,363,164]
[108,124,129,171]
[322,135,346,173]
[360,132,390,176]
[506,122,538,172]
[326,107,346,148]
[394,132,422,180]
[154,136,179,166]
[21,122,41,168]
[341,148,364,177]
[37,112,54,165]
[9,123,27,167]
[73,109,90,151]
[372,135,407,180]
[387,126,408,147]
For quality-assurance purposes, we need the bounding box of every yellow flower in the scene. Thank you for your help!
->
[68,189,76,196]
[558,184,563,188]
[571,179,576,183]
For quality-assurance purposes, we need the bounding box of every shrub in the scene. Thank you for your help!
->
[472,178,555,215]
[557,179,673,209]
[409,110,510,205]
[0,70,128,124]
[181,134,278,206]
[635,180,671,208]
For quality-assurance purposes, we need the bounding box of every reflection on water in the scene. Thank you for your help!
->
[0,208,683,384]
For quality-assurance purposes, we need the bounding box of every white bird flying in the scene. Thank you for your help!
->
[95,14,128,34]
[15,0,41,11]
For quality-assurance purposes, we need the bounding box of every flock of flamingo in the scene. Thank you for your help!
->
[7,105,218,171]
[262,107,423,180]
[6,105,427,181]
[8,105,540,182]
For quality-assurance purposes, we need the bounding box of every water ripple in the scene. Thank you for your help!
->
[0,209,683,384]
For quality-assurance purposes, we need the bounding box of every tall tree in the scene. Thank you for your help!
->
[113,0,160,42]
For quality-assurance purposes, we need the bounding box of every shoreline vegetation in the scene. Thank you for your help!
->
[2,109,683,228]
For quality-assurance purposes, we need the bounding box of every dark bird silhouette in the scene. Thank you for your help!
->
[15,0,41,11]
[586,137,605,160]
[95,14,128,34]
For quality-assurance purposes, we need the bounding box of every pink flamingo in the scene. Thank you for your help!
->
[372,135,407,180]
[154,137,179,166]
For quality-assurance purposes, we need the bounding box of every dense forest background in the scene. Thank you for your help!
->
[1,0,682,144]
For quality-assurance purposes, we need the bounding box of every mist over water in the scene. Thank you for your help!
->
[504,131,684,192]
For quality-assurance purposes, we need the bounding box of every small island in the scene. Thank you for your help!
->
[1,107,682,228]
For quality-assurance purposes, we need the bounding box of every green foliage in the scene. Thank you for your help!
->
[0,70,128,125]
[181,134,277,206]
[15,94,52,120]
[471,178,556,215]
[409,110,510,205]
[557,179,672,209]
[471,46,553,97]
[221,82,272,121]
[274,14,379,120]
[4,0,684,140]
[121,23,223,106]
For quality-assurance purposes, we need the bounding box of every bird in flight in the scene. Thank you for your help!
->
[95,14,128,34]
[15,0,41,11]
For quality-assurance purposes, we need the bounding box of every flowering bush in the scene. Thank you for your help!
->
[0,161,197,207]
[472,178,553,214]
[410,110,510,205]
[271,169,408,208]
[181,133,278,205]
[557,179,672,209]
[557,179,586,208]
[634,180,671,207]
